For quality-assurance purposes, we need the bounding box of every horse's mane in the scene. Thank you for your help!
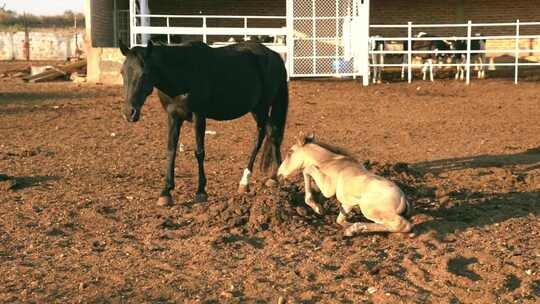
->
[310,139,357,158]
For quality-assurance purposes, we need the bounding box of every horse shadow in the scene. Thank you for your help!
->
[413,146,540,175]
[0,174,61,191]
[415,189,540,239]
[0,89,110,105]
[410,147,540,239]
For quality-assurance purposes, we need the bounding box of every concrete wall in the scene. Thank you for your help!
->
[87,47,124,84]
[0,31,85,61]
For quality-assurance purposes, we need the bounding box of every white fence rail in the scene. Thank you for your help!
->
[130,14,286,45]
[369,20,540,84]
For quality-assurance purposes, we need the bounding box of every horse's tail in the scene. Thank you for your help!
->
[260,75,289,176]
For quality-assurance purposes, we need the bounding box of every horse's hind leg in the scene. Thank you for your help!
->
[260,82,288,185]
[238,109,268,194]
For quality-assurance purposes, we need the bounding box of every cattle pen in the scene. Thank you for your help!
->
[370,20,540,85]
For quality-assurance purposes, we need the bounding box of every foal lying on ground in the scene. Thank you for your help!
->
[277,133,412,236]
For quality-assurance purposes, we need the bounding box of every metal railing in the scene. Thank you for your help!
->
[369,20,540,84]
[130,14,287,45]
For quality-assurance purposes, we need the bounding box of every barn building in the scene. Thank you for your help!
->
[85,0,540,84]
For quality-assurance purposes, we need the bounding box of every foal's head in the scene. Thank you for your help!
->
[119,41,155,122]
[277,133,316,179]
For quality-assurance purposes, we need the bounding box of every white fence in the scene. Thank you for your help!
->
[129,13,287,47]
[369,20,540,84]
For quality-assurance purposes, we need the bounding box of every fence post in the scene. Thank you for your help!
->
[286,0,294,80]
[203,17,207,43]
[407,21,412,84]
[166,17,171,44]
[244,17,248,41]
[466,20,472,85]
[129,0,135,47]
[515,19,520,85]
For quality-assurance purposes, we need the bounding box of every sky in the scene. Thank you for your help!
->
[1,0,84,15]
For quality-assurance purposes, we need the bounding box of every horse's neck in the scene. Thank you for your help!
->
[304,144,341,166]
[151,49,189,96]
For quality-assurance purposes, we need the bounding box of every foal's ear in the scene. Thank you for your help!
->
[297,131,315,146]
[119,40,130,56]
[304,132,315,144]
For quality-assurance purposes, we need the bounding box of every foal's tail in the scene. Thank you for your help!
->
[260,78,289,176]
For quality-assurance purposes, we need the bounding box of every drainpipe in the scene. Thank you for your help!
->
[139,0,151,45]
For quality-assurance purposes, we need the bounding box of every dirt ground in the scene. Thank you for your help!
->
[1,72,540,303]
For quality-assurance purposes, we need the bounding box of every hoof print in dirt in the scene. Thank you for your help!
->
[159,218,183,230]
[265,178,279,188]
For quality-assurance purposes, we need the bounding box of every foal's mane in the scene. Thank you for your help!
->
[310,139,356,158]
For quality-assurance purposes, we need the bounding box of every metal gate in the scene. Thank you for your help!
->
[287,0,370,83]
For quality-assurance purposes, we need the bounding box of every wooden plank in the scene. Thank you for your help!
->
[24,60,87,83]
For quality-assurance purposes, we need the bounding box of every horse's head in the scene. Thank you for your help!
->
[119,40,155,122]
[277,132,315,179]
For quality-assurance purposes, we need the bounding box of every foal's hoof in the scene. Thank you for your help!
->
[343,230,355,237]
[195,192,208,203]
[265,178,278,188]
[157,196,173,207]
[238,184,250,194]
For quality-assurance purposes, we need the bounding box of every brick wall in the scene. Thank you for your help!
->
[107,1,540,40]
[371,0,540,36]
[91,0,115,47]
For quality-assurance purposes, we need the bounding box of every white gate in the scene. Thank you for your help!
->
[287,0,370,84]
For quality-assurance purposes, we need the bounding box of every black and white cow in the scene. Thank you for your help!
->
[451,34,487,80]
[401,32,453,82]
[370,36,385,84]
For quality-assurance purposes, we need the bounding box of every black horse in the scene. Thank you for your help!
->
[119,40,289,206]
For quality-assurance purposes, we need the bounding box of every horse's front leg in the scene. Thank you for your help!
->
[193,113,208,203]
[158,114,183,206]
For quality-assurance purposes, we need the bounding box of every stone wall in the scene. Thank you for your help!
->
[0,31,85,61]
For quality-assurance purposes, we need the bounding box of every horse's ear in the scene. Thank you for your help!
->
[145,40,153,58]
[119,40,130,56]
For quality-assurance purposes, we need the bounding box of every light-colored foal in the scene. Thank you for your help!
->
[278,133,413,236]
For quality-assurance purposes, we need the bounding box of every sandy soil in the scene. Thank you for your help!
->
[1,75,539,303]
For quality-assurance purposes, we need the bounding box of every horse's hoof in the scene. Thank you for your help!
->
[195,192,208,203]
[238,184,250,194]
[265,178,278,188]
[157,196,173,207]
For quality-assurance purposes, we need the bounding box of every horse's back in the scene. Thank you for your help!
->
[203,42,286,120]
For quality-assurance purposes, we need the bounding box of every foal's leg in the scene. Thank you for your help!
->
[336,204,354,227]
[302,165,336,214]
[193,113,208,203]
[302,169,323,215]
[303,165,336,199]
[344,215,412,236]
[158,114,183,206]
[238,110,268,194]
